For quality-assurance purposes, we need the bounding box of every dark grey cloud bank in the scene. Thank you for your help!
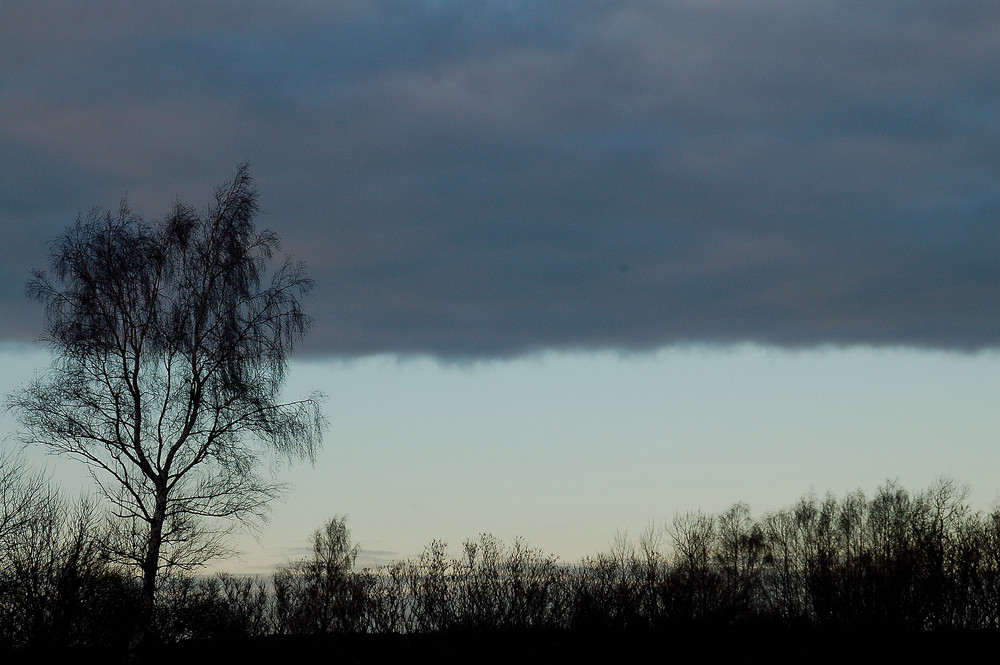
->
[2,1,998,358]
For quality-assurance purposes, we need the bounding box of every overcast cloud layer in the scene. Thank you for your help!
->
[2,1,998,358]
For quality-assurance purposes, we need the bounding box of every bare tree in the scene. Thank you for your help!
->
[0,450,47,549]
[272,516,362,634]
[669,510,718,621]
[5,163,325,636]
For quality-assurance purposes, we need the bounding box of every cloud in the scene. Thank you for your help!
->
[1,1,998,358]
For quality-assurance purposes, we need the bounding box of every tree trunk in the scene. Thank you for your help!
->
[135,487,168,650]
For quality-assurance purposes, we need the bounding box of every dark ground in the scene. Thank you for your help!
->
[5,628,992,665]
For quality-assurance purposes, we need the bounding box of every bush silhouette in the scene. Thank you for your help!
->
[5,475,1000,656]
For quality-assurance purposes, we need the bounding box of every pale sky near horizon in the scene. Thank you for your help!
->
[5,343,996,572]
[259,346,999,571]
[2,2,999,572]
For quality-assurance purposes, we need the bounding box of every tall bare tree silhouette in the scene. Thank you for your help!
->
[7,163,325,640]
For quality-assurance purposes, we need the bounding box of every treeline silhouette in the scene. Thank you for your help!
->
[4,464,1000,657]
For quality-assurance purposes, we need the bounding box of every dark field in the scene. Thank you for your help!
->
[5,628,995,665]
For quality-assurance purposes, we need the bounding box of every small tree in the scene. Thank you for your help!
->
[6,163,325,637]
[273,516,361,634]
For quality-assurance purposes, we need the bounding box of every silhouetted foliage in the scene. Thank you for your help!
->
[341,478,1000,635]
[5,163,325,639]
[0,454,137,651]
[272,516,365,634]
[4,476,1000,658]
[155,572,271,642]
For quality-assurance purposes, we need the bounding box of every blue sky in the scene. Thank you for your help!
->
[1,1,998,570]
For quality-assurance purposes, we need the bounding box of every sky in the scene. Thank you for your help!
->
[1,1,998,570]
